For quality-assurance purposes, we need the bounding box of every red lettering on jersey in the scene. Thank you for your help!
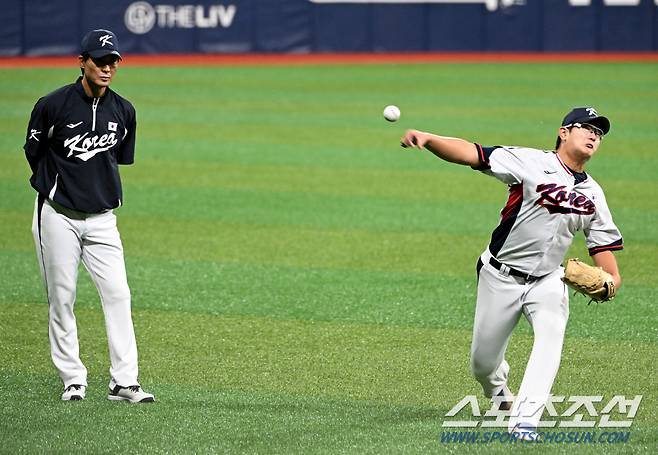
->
[535,183,595,215]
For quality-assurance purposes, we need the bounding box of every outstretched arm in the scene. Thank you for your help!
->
[400,129,480,167]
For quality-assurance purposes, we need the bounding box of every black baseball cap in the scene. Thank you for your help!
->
[81,29,122,59]
[561,107,610,135]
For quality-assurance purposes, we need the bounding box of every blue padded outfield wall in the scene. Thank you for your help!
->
[1,0,657,56]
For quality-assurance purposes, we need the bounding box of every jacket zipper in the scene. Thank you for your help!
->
[92,98,99,131]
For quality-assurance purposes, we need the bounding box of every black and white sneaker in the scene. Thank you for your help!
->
[108,385,155,403]
[61,384,86,401]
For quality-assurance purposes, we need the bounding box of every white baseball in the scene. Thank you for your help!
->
[383,105,401,122]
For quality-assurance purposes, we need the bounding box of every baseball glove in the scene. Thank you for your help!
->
[562,258,616,303]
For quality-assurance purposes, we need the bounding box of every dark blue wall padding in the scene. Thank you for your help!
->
[2,0,657,56]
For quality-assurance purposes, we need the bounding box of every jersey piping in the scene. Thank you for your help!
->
[489,183,524,257]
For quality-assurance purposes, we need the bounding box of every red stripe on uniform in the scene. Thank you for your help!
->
[500,184,523,222]
[476,143,486,164]
[589,244,624,255]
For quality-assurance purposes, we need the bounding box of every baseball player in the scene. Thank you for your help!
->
[24,29,154,403]
[400,107,622,440]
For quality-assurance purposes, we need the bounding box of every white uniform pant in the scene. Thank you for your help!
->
[32,197,139,389]
[471,249,569,431]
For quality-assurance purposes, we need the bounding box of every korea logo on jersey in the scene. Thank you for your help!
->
[64,132,118,162]
[108,121,117,131]
[535,183,595,216]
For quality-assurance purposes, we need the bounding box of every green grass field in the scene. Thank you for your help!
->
[1,60,657,453]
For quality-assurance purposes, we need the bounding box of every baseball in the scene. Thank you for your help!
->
[383,105,401,122]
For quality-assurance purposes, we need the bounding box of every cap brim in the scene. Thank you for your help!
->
[586,116,610,135]
[87,49,122,59]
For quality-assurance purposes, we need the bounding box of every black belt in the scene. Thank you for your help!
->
[489,257,540,282]
[48,199,110,220]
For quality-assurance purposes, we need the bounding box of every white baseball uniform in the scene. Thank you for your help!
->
[470,144,623,431]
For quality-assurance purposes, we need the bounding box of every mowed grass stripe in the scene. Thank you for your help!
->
[0,210,655,288]
[2,168,657,250]
[1,376,655,455]
[122,161,502,203]
[3,303,656,411]
[119,159,658,210]
[6,146,656,208]
[1,250,655,342]
[125,217,491,275]
[0,303,473,406]
[4,153,658,216]
[0,212,487,274]
[0,177,508,238]
[0,374,447,454]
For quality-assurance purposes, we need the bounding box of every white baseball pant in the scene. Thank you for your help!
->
[32,197,140,389]
[471,248,569,432]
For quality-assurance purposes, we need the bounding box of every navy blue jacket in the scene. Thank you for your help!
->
[24,77,136,213]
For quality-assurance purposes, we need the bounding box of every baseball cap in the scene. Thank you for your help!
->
[81,29,122,59]
[561,107,610,135]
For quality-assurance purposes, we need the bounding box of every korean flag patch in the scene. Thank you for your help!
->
[108,121,117,132]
